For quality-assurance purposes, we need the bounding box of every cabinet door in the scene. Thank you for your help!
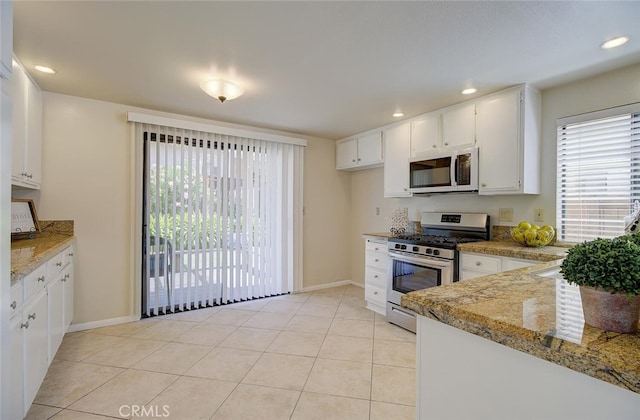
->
[383,123,412,197]
[411,114,440,156]
[23,289,49,411]
[0,0,12,78]
[442,103,475,149]
[6,315,25,420]
[48,275,65,361]
[477,90,521,194]
[357,131,383,166]
[336,138,358,169]
[11,59,27,182]
[62,263,74,330]
[25,78,42,186]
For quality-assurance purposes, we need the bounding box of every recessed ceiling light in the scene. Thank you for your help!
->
[601,36,629,49]
[393,112,404,118]
[34,65,56,74]
[461,88,477,95]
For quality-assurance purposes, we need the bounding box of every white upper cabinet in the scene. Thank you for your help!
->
[384,122,412,197]
[0,0,12,78]
[442,103,476,150]
[11,58,43,189]
[476,85,540,195]
[336,130,383,170]
[410,113,440,156]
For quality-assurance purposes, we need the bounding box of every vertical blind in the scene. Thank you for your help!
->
[556,103,640,242]
[136,123,304,316]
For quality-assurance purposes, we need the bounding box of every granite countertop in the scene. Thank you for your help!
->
[457,240,570,261]
[11,221,75,285]
[402,260,640,394]
[362,232,396,239]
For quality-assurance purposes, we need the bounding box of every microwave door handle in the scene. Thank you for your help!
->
[451,156,458,186]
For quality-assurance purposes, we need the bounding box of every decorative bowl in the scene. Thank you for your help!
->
[510,225,555,247]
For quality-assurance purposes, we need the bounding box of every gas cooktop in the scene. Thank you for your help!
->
[390,234,484,249]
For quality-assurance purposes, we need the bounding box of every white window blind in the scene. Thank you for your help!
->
[136,123,304,316]
[556,103,640,242]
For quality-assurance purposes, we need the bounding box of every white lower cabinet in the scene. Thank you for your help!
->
[364,238,388,315]
[460,251,537,281]
[5,244,75,418]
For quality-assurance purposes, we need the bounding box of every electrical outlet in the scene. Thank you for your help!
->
[535,208,544,222]
[375,207,380,216]
[499,208,514,222]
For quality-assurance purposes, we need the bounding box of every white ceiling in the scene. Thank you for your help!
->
[12,1,640,140]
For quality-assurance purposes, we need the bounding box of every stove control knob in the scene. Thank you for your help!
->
[395,244,402,249]
[433,249,440,256]
[425,248,432,254]
[412,246,419,252]
[400,245,407,250]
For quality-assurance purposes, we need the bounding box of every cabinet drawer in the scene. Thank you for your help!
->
[365,251,388,270]
[10,281,23,316]
[365,239,387,253]
[24,264,47,301]
[502,257,536,272]
[460,253,501,273]
[365,267,386,289]
[365,284,386,306]
[47,247,70,278]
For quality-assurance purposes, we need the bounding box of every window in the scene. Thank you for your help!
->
[556,103,640,242]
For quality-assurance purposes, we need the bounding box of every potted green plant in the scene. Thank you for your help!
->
[560,234,640,333]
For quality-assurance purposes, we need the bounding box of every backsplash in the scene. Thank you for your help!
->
[39,220,74,235]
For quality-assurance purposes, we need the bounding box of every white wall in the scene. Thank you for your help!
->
[349,62,640,285]
[15,93,351,325]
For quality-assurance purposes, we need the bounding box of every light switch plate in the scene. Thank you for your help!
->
[535,208,544,222]
[499,208,514,222]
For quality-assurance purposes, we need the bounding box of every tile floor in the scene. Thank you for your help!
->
[25,285,417,420]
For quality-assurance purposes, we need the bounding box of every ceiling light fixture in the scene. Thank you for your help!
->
[34,65,56,74]
[461,88,477,95]
[200,79,244,103]
[393,112,404,118]
[601,36,629,49]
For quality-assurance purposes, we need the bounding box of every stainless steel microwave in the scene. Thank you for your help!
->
[408,147,479,194]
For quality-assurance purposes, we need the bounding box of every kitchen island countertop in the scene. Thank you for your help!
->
[11,232,75,285]
[402,260,640,394]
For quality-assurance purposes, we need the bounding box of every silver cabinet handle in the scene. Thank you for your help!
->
[374,247,379,251]
[37,276,45,282]
[21,321,30,329]
[56,262,62,267]
[374,259,379,262]
[481,183,487,187]
[62,273,70,282]
[10,301,17,309]
[444,142,449,146]
[374,275,379,278]
[68,252,74,257]
[432,144,437,148]
[475,261,481,266]
[373,291,378,295]
[28,312,36,320]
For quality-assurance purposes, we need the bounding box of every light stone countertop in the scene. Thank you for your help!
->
[11,230,75,285]
[457,240,569,261]
[402,260,640,394]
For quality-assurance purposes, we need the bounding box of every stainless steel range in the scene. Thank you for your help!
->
[386,212,490,333]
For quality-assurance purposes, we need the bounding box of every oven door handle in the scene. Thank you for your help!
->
[388,250,453,269]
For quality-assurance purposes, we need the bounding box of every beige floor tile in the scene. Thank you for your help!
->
[202,308,256,325]
[90,321,152,337]
[226,299,271,311]
[173,323,237,346]
[143,376,236,420]
[69,369,177,418]
[373,340,416,368]
[291,392,370,420]
[24,403,62,420]
[161,306,220,322]
[218,326,279,351]
[271,292,311,302]
[50,410,116,419]
[82,338,165,368]
[134,342,212,375]
[285,314,333,334]
[329,318,374,338]
[370,401,416,420]
[34,360,124,408]
[297,302,338,318]
[260,300,304,314]
[318,335,373,363]
[243,311,294,330]
[54,333,125,362]
[130,320,196,341]
[211,384,300,420]
[335,304,376,321]
[242,353,315,390]
[374,321,416,342]
[340,295,367,308]
[304,359,372,400]
[267,330,325,357]
[311,286,347,298]
[344,285,365,297]
[185,347,261,382]
[371,365,416,406]
[305,295,342,307]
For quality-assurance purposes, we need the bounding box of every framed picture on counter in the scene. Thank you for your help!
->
[11,198,40,239]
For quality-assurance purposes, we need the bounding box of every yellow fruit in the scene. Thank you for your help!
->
[540,225,553,232]
[524,229,538,242]
[530,224,540,230]
[518,221,531,230]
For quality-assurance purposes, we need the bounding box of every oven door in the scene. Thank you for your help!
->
[387,250,454,306]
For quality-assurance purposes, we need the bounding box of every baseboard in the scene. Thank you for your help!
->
[349,281,364,289]
[67,315,139,333]
[298,279,355,293]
